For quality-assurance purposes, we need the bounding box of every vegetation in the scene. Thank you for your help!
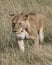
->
[0,0,52,65]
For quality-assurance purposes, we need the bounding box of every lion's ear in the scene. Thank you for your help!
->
[24,15,28,20]
[12,15,19,24]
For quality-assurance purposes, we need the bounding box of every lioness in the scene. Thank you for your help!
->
[11,13,46,52]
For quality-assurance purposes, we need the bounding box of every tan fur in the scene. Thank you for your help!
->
[11,13,46,52]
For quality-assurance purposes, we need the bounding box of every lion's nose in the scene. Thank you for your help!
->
[13,30,16,32]
[21,30,23,32]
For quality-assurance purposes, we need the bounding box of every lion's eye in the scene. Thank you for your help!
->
[19,23,21,25]
[12,23,15,27]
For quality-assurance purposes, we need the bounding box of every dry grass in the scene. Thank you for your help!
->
[0,0,52,65]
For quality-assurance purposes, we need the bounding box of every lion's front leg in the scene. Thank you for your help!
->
[39,27,44,45]
[24,30,34,40]
[16,39,25,52]
[33,34,40,53]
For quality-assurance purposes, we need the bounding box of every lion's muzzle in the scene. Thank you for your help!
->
[15,32,26,39]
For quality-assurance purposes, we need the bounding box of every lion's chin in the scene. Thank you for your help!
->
[14,32,26,39]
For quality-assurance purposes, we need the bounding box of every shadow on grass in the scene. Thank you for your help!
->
[44,33,52,45]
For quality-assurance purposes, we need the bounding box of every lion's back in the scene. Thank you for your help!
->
[28,13,45,31]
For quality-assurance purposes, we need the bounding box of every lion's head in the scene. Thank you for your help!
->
[12,13,28,34]
[12,14,28,38]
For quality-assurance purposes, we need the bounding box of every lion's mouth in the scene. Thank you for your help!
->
[14,31,26,39]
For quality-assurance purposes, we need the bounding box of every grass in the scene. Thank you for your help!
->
[0,0,52,65]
